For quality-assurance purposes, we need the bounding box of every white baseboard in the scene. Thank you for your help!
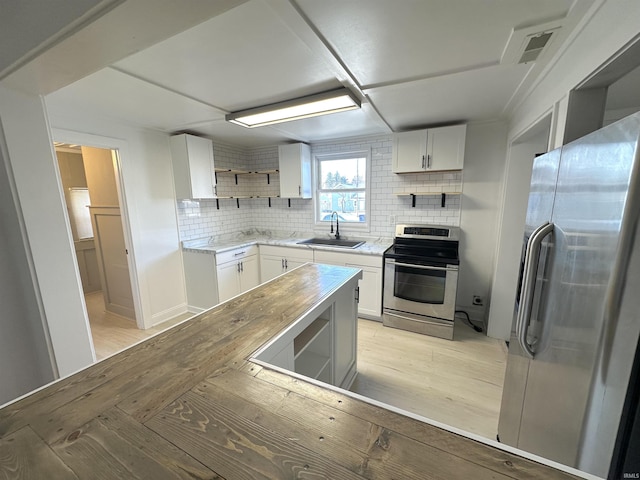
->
[186,305,207,315]
[150,302,189,327]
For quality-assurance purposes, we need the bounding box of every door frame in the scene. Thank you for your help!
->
[52,128,143,329]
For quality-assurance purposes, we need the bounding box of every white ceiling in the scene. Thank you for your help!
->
[45,0,598,147]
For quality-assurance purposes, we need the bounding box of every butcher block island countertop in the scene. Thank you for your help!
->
[0,264,581,480]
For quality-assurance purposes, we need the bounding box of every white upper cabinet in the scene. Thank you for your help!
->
[278,143,312,198]
[170,133,216,199]
[392,125,466,173]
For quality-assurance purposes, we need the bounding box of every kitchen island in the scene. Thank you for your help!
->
[0,264,580,479]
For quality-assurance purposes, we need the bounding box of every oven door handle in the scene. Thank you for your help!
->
[385,259,458,272]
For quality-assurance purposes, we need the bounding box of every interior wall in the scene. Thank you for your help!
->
[0,83,95,377]
[0,126,56,406]
[457,120,508,324]
[47,109,188,329]
[82,147,119,206]
[487,127,550,340]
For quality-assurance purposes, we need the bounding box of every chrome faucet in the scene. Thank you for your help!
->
[330,211,340,240]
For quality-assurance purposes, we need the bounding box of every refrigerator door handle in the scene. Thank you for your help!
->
[516,222,554,358]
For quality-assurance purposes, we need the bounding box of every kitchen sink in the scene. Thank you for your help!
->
[297,238,365,249]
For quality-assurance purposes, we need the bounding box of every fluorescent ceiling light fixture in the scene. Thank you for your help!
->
[226,88,361,128]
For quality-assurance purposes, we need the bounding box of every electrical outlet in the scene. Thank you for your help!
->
[389,215,396,225]
[472,295,483,306]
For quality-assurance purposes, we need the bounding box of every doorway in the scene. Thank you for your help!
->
[55,143,138,359]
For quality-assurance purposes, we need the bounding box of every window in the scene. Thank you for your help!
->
[68,188,93,240]
[316,151,369,226]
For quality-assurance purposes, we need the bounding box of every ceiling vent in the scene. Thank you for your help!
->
[501,19,563,65]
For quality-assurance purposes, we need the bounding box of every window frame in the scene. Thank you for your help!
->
[314,149,371,232]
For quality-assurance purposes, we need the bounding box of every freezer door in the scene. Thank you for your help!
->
[498,149,560,445]
[517,113,640,473]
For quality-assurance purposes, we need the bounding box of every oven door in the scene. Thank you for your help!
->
[384,258,458,321]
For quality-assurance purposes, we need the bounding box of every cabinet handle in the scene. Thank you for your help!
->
[281,259,284,269]
[421,155,425,168]
[240,261,244,272]
[298,185,301,196]
[233,251,246,256]
[427,154,432,168]
[285,259,288,269]
[237,263,240,273]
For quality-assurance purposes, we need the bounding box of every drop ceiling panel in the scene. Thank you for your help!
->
[297,0,574,87]
[45,68,222,131]
[367,64,531,130]
[263,103,390,142]
[114,0,341,112]
[188,120,296,147]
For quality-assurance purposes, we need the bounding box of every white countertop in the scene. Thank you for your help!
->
[182,231,392,256]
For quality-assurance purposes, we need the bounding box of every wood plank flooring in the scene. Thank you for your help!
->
[85,291,193,360]
[351,319,507,440]
[90,289,507,442]
[0,265,578,480]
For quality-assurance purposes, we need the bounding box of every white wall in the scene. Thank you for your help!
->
[0,84,96,377]
[0,123,56,405]
[487,131,548,340]
[47,110,188,328]
[457,121,508,324]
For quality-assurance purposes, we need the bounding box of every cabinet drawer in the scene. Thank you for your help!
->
[216,244,258,264]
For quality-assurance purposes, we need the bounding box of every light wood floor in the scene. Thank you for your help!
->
[350,318,507,440]
[85,291,193,360]
[87,293,507,440]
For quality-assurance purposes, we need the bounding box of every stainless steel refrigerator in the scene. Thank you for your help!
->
[498,111,640,478]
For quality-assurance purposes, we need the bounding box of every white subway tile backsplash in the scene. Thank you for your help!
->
[177,134,462,241]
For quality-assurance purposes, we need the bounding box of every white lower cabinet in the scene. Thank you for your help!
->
[259,245,314,283]
[313,250,383,319]
[183,243,382,320]
[253,268,360,389]
[216,245,259,302]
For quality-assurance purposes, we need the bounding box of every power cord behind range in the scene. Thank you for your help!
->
[455,310,483,333]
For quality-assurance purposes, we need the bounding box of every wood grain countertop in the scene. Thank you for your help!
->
[0,264,582,479]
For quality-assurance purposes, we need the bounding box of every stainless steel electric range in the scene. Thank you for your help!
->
[383,224,460,340]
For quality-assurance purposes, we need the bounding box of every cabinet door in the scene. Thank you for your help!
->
[284,257,308,272]
[260,255,284,283]
[346,263,382,318]
[426,124,466,171]
[239,255,260,293]
[392,130,428,173]
[217,261,240,302]
[279,143,311,198]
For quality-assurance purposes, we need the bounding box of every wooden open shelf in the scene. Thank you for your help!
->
[394,191,461,207]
